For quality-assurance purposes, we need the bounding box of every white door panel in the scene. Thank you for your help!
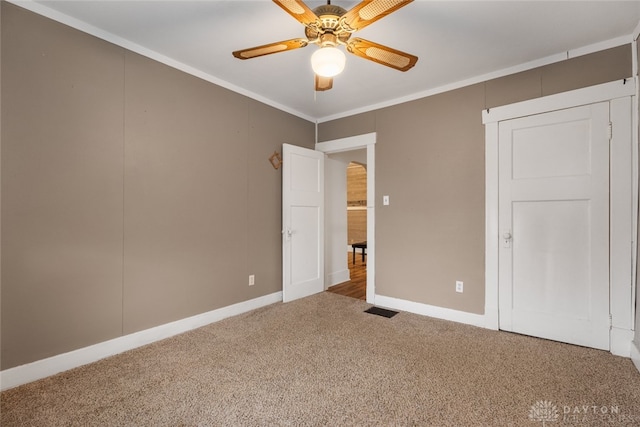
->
[512,201,590,319]
[511,118,592,180]
[498,102,610,350]
[291,206,320,285]
[290,152,321,192]
[282,144,324,303]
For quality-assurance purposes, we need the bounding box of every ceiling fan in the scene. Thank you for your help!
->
[232,0,419,91]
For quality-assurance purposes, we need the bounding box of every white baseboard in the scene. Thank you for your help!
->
[631,340,640,374]
[374,294,487,328]
[610,327,634,357]
[483,307,500,330]
[0,291,282,391]
[327,269,350,288]
[374,295,636,359]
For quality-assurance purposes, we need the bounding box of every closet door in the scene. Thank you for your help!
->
[498,102,610,350]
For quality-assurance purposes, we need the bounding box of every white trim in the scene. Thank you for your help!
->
[318,36,633,123]
[633,19,640,42]
[365,145,376,304]
[484,121,500,331]
[318,52,565,123]
[569,35,632,59]
[7,0,314,123]
[316,133,376,304]
[0,291,282,391]
[327,269,350,288]
[483,79,635,124]
[375,295,486,329]
[632,92,638,333]
[610,96,634,332]
[610,327,635,357]
[483,79,637,356]
[631,340,640,374]
[631,37,639,331]
[316,133,376,153]
[8,1,635,124]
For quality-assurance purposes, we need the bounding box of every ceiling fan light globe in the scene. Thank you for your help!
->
[311,47,346,77]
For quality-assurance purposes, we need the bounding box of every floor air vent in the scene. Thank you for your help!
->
[364,306,399,318]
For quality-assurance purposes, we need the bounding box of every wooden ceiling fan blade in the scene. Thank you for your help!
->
[315,74,333,91]
[232,38,308,60]
[342,0,413,31]
[346,38,418,72]
[273,0,319,26]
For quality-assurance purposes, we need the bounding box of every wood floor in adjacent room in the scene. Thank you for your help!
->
[327,252,366,300]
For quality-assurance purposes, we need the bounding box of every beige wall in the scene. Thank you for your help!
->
[319,45,632,315]
[0,3,314,369]
[1,1,635,370]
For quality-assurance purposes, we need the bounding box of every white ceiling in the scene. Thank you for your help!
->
[16,0,640,121]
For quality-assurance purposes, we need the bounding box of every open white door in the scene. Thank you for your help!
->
[282,144,325,302]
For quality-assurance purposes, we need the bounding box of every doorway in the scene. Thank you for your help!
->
[316,133,376,304]
[327,159,368,300]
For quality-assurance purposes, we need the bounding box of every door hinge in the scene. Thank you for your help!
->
[609,314,613,329]
[608,122,613,140]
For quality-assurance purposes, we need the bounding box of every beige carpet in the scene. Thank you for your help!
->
[2,292,640,426]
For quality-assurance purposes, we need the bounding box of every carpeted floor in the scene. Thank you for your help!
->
[2,292,639,426]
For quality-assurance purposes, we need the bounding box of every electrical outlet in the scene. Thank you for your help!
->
[456,281,463,293]
[249,275,255,286]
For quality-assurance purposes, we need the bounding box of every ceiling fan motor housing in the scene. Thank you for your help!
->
[305,4,352,45]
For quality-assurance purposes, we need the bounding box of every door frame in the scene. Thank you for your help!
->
[316,133,376,304]
[482,78,636,356]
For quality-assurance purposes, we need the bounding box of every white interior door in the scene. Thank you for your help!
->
[498,102,610,350]
[282,143,325,302]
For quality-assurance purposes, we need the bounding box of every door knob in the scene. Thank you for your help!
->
[283,228,293,241]
[502,231,512,248]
